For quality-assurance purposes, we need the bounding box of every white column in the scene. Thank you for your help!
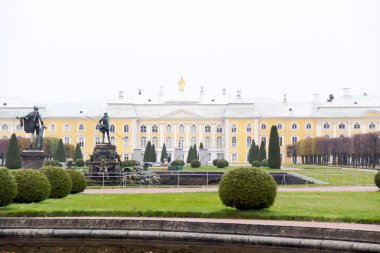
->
[185,124,190,147]
[131,118,138,148]
[316,121,322,137]
[362,121,367,134]
[253,118,259,143]
[160,124,165,147]
[173,124,177,148]
[333,122,337,138]
[199,123,203,145]
[347,122,352,137]
[224,119,229,159]
[146,124,151,141]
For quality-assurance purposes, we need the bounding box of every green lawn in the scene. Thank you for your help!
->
[1,191,379,224]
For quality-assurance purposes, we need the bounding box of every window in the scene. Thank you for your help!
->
[292,123,298,130]
[178,137,184,147]
[95,124,100,130]
[292,136,298,145]
[64,136,70,144]
[205,125,211,133]
[123,124,129,133]
[49,124,56,132]
[152,137,158,147]
[217,153,224,159]
[246,124,252,132]
[151,124,158,133]
[323,122,330,129]
[179,124,184,134]
[305,122,312,130]
[64,123,70,132]
[353,123,361,129]
[261,136,267,146]
[123,153,129,161]
[123,137,129,147]
[246,136,252,147]
[232,153,237,162]
[191,125,197,133]
[369,123,376,129]
[141,137,147,148]
[166,124,172,133]
[79,123,85,131]
[78,136,85,147]
[339,123,346,129]
[205,137,212,148]
[166,137,172,148]
[1,124,8,131]
[232,137,237,147]
[216,125,223,133]
[191,137,197,146]
[110,136,115,145]
[277,123,283,130]
[231,124,237,133]
[95,136,101,144]
[217,137,223,148]
[261,123,266,130]
[279,136,283,147]
[141,125,146,132]
[110,124,115,133]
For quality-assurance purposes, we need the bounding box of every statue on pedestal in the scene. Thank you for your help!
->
[98,112,110,143]
[17,106,46,150]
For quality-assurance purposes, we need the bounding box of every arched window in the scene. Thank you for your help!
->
[205,125,211,133]
[166,137,172,148]
[78,123,84,131]
[216,125,223,133]
[123,124,129,133]
[64,136,70,144]
[141,125,146,133]
[261,136,267,145]
[95,136,101,144]
[216,137,223,148]
[64,123,70,132]
[279,136,283,146]
[291,136,298,144]
[49,124,56,132]
[178,137,184,147]
[166,124,172,133]
[110,136,115,145]
[277,123,283,130]
[152,136,158,147]
[246,136,252,147]
[232,137,237,147]
[191,137,197,146]
[246,124,252,133]
[1,124,8,131]
[123,137,129,147]
[353,123,361,129]
[369,122,376,130]
[179,124,184,134]
[231,124,237,133]
[191,125,197,133]
[323,122,330,129]
[141,137,147,148]
[205,137,212,148]
[151,124,158,133]
[261,123,266,130]
[292,123,298,130]
[110,124,115,133]
[305,122,312,130]
[339,123,346,129]
[78,136,85,147]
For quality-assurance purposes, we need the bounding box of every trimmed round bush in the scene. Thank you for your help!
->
[44,160,61,167]
[191,160,201,168]
[75,159,85,167]
[219,167,277,210]
[217,160,226,168]
[251,160,261,167]
[212,159,219,166]
[14,169,51,203]
[67,160,74,168]
[260,159,269,167]
[223,159,229,167]
[41,167,72,198]
[121,160,138,167]
[66,170,87,194]
[0,168,17,207]
[375,172,380,189]
[171,160,185,166]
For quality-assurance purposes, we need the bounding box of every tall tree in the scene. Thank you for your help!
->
[74,143,83,160]
[258,140,267,161]
[143,141,152,162]
[255,144,260,161]
[199,142,204,149]
[186,146,193,163]
[160,143,167,163]
[193,144,198,160]
[150,144,157,162]
[268,125,281,168]
[247,140,256,163]
[54,139,67,162]
[5,134,21,169]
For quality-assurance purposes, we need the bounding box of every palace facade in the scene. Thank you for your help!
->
[1,78,380,164]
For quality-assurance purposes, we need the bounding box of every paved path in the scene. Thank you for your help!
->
[84,185,378,194]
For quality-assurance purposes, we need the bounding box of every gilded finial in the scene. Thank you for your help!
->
[178,77,185,92]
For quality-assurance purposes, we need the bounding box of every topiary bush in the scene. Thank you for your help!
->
[223,159,229,167]
[375,171,380,189]
[0,168,17,207]
[44,160,61,167]
[41,166,72,198]
[67,160,74,168]
[171,160,185,166]
[212,159,219,166]
[217,160,226,168]
[251,160,261,167]
[14,169,51,203]
[66,170,87,194]
[260,159,269,167]
[191,160,201,168]
[121,160,138,167]
[75,159,85,167]
[219,167,277,210]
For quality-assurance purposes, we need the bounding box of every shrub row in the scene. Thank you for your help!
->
[212,159,229,168]
[251,159,268,168]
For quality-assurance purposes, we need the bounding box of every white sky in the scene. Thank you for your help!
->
[1,0,379,103]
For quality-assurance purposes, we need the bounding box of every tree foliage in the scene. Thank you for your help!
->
[268,125,281,169]
[143,141,152,162]
[74,143,83,160]
[5,134,21,169]
[160,143,167,163]
[54,139,66,162]
[259,140,267,162]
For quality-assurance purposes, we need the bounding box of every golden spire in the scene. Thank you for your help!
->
[178,77,185,92]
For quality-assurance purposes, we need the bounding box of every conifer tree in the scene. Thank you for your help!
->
[74,143,83,160]
[160,143,167,163]
[259,140,267,162]
[186,146,193,163]
[54,139,66,162]
[143,141,152,162]
[150,144,157,162]
[193,144,198,159]
[5,133,21,169]
[268,125,281,168]
[255,144,260,161]
[199,142,204,149]
[248,140,256,163]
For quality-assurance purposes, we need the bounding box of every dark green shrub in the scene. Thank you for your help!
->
[5,134,21,169]
[67,160,74,168]
[54,139,66,162]
[219,167,277,210]
[75,159,85,167]
[41,167,72,198]
[14,169,51,203]
[260,159,269,167]
[171,160,185,166]
[0,168,17,207]
[268,125,281,169]
[217,160,226,168]
[74,143,83,160]
[223,159,229,167]
[44,160,61,167]
[251,160,261,167]
[191,160,201,168]
[122,160,138,167]
[66,170,87,194]
[212,159,219,166]
[85,159,90,166]
[375,172,380,189]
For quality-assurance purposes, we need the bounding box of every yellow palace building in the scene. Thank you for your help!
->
[1,78,380,164]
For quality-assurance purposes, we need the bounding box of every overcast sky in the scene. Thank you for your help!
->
[1,0,379,103]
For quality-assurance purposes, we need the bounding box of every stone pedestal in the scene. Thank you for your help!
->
[174,148,184,161]
[89,143,121,174]
[199,148,208,165]
[21,150,45,169]
[132,148,142,164]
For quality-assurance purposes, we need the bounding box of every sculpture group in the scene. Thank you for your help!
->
[17,106,46,150]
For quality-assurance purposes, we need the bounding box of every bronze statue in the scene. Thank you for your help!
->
[98,112,110,143]
[17,106,46,149]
